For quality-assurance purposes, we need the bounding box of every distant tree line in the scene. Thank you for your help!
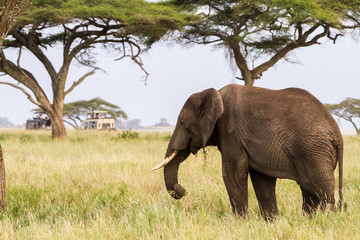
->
[0,116,21,128]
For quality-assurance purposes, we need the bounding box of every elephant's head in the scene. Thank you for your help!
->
[152,88,224,199]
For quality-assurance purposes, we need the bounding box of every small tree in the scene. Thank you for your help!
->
[173,0,360,85]
[62,98,128,129]
[325,98,360,135]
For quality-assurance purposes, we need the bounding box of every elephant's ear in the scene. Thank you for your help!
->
[197,88,224,148]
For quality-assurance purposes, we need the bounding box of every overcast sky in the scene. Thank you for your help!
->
[0,34,359,129]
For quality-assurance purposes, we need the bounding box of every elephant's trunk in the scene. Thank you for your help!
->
[163,150,190,199]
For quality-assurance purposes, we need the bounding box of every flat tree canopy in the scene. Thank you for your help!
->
[0,0,192,139]
[173,0,360,85]
[325,98,360,135]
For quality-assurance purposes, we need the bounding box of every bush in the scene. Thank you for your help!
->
[0,134,6,141]
[112,129,139,140]
[162,134,172,141]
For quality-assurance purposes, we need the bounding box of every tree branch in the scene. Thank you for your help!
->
[0,50,50,104]
[63,119,78,129]
[348,118,359,133]
[64,69,96,96]
[327,31,344,44]
[340,14,360,29]
[250,23,331,79]
[114,40,150,84]
[10,27,58,82]
[0,81,41,107]
[302,24,330,46]
[68,115,81,128]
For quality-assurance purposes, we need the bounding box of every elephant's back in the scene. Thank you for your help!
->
[219,84,339,136]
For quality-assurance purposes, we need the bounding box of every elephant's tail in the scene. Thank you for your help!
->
[336,140,345,210]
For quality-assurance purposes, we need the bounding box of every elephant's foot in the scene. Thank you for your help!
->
[232,205,249,219]
[300,187,336,215]
[261,208,278,222]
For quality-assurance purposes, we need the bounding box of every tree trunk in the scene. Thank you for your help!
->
[235,63,255,86]
[47,107,67,139]
[0,0,31,49]
[243,75,255,86]
[0,144,6,211]
[228,40,255,86]
[51,116,67,139]
[348,119,360,136]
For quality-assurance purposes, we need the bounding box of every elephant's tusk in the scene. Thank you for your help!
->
[151,150,179,171]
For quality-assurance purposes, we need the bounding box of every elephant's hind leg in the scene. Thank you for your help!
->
[249,168,278,221]
[300,185,336,215]
[297,149,337,214]
[300,186,320,214]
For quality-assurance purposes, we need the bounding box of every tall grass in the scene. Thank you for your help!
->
[0,129,359,239]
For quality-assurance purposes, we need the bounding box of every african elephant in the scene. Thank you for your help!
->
[152,84,344,220]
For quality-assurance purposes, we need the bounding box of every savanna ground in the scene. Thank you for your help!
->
[0,129,359,239]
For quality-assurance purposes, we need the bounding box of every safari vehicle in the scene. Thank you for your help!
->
[82,111,116,130]
[25,112,51,130]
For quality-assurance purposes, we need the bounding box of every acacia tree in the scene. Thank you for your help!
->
[174,0,360,85]
[0,0,31,49]
[325,98,360,135]
[0,0,189,139]
[61,98,128,129]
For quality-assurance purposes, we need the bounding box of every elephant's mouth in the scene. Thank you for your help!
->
[190,145,201,155]
[189,136,203,154]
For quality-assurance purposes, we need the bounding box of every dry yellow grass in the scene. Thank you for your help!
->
[0,129,359,239]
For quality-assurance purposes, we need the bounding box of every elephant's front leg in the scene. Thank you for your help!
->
[222,151,249,217]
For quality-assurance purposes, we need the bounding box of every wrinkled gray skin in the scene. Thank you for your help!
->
[162,84,344,220]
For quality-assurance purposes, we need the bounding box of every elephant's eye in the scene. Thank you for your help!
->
[180,120,185,126]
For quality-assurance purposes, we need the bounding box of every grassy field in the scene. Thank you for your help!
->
[0,129,359,239]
